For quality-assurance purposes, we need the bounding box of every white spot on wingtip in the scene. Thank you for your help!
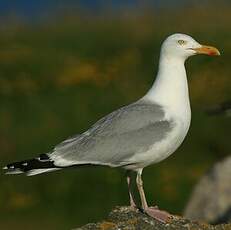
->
[10,166,14,169]
[3,166,8,170]
[22,162,28,166]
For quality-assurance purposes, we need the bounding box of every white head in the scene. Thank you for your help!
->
[161,33,220,60]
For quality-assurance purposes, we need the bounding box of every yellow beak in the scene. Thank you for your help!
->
[192,45,220,56]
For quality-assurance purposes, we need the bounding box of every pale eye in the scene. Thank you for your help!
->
[178,40,187,45]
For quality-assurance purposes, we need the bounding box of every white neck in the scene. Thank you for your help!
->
[143,53,191,116]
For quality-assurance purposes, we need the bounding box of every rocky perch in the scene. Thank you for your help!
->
[75,206,231,230]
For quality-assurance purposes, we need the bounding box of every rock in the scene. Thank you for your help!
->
[74,206,231,230]
[184,156,231,224]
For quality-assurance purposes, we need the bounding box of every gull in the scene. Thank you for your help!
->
[3,33,220,222]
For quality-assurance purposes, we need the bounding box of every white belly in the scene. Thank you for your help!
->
[124,116,190,171]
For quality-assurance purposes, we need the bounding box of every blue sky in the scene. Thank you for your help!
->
[0,0,190,17]
[0,0,227,21]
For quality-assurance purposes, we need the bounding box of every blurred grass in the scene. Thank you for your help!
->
[0,2,231,229]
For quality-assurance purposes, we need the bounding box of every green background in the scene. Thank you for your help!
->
[0,2,231,229]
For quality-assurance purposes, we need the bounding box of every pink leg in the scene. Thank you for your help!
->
[136,169,171,223]
[126,171,136,208]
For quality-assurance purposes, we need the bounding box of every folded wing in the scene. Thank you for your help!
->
[50,100,173,167]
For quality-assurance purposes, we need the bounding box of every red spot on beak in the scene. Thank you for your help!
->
[192,45,220,56]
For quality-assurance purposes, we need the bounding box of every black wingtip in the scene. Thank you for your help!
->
[3,153,56,175]
[3,164,24,175]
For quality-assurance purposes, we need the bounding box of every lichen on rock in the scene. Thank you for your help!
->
[74,206,231,230]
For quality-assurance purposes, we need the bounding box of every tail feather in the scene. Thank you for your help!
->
[3,153,62,176]
[26,168,61,176]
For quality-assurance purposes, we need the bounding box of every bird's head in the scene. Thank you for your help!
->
[161,33,220,60]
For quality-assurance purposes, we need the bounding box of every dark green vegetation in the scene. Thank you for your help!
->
[0,3,231,229]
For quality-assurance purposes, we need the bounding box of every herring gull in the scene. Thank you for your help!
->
[3,33,220,222]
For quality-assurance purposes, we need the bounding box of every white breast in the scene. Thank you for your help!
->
[124,112,191,171]
[125,47,192,171]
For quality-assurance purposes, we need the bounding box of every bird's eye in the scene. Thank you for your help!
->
[178,40,186,45]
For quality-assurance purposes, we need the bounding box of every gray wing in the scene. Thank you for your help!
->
[50,100,173,167]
